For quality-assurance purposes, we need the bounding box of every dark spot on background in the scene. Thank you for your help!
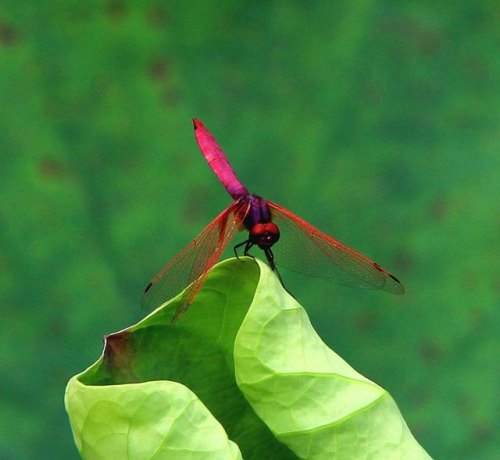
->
[105,0,127,19]
[380,162,419,199]
[361,82,384,105]
[393,251,413,272]
[494,276,500,293]
[377,13,444,56]
[162,88,181,106]
[147,58,181,106]
[48,315,67,337]
[408,385,431,407]
[147,8,169,28]
[0,20,18,46]
[461,270,479,291]
[462,55,487,81]
[456,394,475,418]
[355,310,377,332]
[473,422,494,443]
[39,158,68,179]
[467,307,486,330]
[149,59,168,81]
[428,198,448,221]
[420,341,444,363]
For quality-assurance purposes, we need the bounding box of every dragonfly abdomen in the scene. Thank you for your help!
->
[194,118,248,199]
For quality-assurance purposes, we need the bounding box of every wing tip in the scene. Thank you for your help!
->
[373,262,405,295]
[387,274,405,295]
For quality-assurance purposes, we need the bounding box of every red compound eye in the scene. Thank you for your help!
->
[249,222,280,249]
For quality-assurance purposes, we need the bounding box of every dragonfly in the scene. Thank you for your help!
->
[143,119,404,320]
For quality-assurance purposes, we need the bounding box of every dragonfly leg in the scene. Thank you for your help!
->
[263,248,293,297]
[243,240,254,257]
[233,239,246,259]
[263,247,278,270]
[234,239,255,260]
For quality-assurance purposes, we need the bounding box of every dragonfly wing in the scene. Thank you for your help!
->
[268,201,404,295]
[142,199,250,319]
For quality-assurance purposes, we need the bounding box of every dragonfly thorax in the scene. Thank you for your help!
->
[249,222,280,249]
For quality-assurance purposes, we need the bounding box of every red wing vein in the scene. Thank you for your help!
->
[142,200,250,314]
[268,201,403,294]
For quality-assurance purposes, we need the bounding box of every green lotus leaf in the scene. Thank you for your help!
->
[65,379,242,459]
[235,260,431,459]
[65,257,430,459]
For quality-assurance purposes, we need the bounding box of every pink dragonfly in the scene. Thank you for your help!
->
[143,119,404,320]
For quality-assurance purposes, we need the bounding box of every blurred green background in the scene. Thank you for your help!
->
[1,1,498,459]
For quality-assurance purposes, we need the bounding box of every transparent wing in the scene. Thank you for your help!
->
[142,199,249,320]
[268,201,404,294]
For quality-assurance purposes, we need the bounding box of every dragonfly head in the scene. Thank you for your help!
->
[249,222,280,249]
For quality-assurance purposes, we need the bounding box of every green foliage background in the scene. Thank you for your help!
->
[0,1,498,459]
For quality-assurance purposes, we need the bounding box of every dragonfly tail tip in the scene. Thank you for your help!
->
[192,118,203,129]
